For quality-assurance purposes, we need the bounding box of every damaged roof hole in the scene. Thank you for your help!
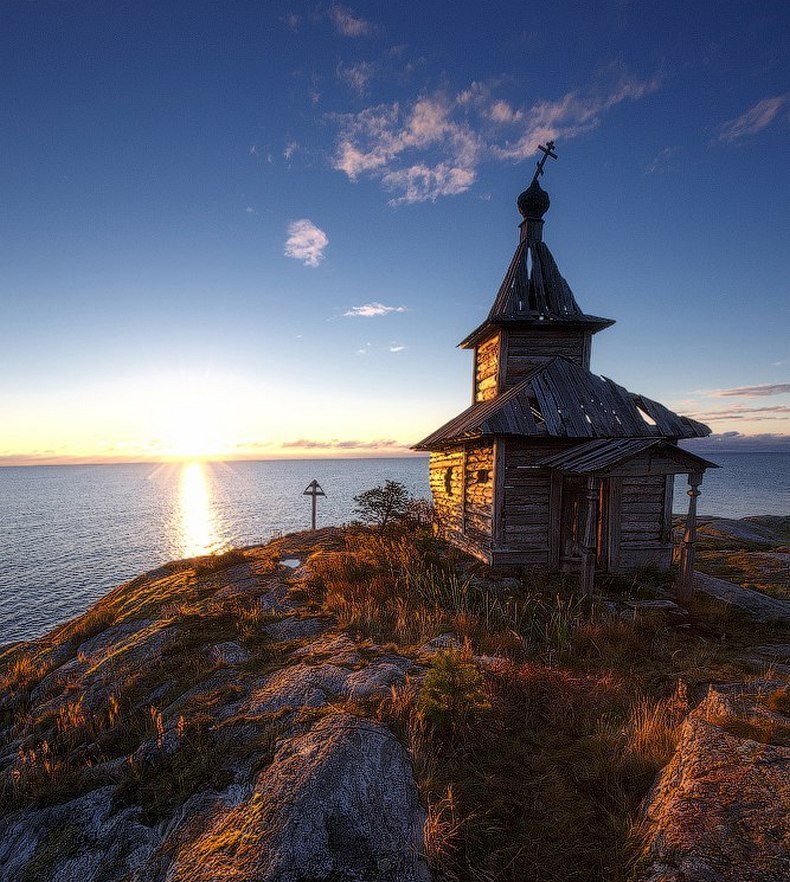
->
[637,406,657,426]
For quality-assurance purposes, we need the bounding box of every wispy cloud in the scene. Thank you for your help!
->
[282,438,407,450]
[283,141,298,161]
[284,219,329,267]
[389,343,406,352]
[329,5,376,37]
[644,145,679,174]
[688,405,790,421]
[717,95,787,143]
[337,60,375,94]
[344,302,406,317]
[682,432,790,451]
[332,71,661,204]
[711,383,790,398]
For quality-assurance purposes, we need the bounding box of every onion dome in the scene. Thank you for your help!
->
[517,177,550,219]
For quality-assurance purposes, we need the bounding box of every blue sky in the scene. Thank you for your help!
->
[1,0,788,463]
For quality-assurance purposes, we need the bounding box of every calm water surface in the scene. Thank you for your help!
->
[0,453,787,644]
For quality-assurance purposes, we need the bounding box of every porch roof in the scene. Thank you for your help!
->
[536,438,719,475]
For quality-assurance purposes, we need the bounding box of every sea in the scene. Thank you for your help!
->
[1,453,788,645]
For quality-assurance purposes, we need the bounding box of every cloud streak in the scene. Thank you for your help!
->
[344,302,406,317]
[718,95,787,143]
[711,383,790,398]
[688,405,790,421]
[332,71,661,204]
[682,432,790,451]
[284,219,329,267]
[329,5,376,37]
[282,438,407,450]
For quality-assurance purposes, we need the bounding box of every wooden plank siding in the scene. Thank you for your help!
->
[503,329,591,388]
[619,476,668,547]
[498,439,568,560]
[474,333,500,402]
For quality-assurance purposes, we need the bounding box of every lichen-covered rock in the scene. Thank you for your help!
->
[344,660,408,699]
[292,633,362,665]
[693,572,790,623]
[246,662,349,713]
[638,683,790,882]
[168,713,431,882]
[0,786,157,882]
[263,615,328,641]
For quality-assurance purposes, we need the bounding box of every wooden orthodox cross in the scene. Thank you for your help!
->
[532,140,558,183]
[303,479,326,531]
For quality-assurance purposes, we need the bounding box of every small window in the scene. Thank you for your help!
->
[444,467,453,495]
[477,469,490,483]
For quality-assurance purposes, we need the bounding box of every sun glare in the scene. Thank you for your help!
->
[178,461,224,557]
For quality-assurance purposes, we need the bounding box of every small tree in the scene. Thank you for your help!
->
[353,479,411,528]
[417,647,490,734]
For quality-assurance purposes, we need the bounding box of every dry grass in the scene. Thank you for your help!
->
[375,656,688,882]
[304,529,594,657]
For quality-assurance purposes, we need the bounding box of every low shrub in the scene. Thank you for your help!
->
[417,648,490,735]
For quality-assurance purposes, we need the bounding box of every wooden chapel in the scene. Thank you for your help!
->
[414,143,717,596]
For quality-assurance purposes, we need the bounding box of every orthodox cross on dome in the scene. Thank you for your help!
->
[531,140,558,184]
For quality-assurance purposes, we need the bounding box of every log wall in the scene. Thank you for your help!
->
[464,445,494,543]
[429,444,494,561]
[504,328,591,387]
[474,333,500,402]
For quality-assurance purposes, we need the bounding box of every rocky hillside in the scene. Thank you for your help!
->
[1,524,788,881]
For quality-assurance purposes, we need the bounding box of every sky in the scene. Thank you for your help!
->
[1,0,788,464]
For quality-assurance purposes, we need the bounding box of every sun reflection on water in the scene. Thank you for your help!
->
[178,461,224,557]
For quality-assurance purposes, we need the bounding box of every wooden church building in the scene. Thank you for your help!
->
[415,144,717,593]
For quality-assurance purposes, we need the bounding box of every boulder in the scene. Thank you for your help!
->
[638,682,790,882]
[0,786,156,882]
[169,713,431,882]
[693,571,790,624]
[344,661,408,699]
[246,662,348,713]
[263,616,328,641]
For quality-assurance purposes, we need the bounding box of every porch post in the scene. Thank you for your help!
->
[676,472,703,602]
[580,476,600,599]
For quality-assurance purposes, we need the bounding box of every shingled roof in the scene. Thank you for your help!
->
[414,357,711,450]
[459,238,614,349]
[536,438,718,474]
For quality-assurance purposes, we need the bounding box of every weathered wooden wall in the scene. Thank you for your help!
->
[503,328,591,387]
[464,445,494,543]
[474,333,500,402]
[616,475,673,569]
[429,444,494,561]
[493,439,569,566]
[432,440,678,571]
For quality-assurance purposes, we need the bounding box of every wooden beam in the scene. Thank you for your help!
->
[607,477,622,572]
[580,476,600,598]
[461,446,468,535]
[661,475,675,544]
[493,438,506,546]
[676,473,703,601]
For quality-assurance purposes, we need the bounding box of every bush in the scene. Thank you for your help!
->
[353,480,412,528]
[418,647,490,734]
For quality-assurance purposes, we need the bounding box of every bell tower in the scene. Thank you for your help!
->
[461,142,614,402]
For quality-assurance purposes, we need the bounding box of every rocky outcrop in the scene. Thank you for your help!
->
[169,713,431,882]
[693,571,790,623]
[0,537,429,882]
[638,682,790,882]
